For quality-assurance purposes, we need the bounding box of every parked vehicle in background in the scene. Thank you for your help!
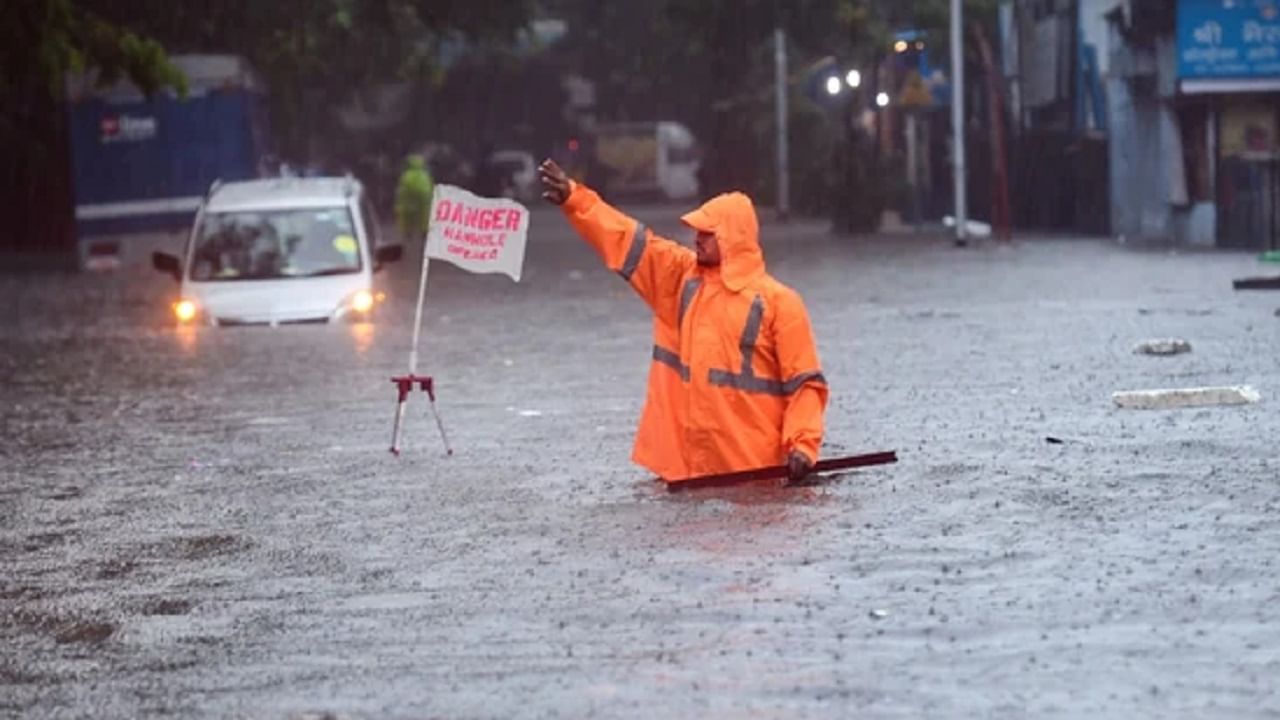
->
[416,142,475,188]
[593,121,701,201]
[66,55,269,266]
[151,177,403,326]
[488,150,539,202]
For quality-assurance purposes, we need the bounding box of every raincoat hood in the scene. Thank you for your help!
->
[681,192,764,292]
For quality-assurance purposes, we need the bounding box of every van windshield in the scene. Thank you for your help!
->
[189,207,361,281]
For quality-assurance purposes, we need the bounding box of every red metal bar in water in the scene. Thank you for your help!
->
[665,451,898,492]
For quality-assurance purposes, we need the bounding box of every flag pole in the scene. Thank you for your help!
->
[390,236,448,455]
[408,241,432,376]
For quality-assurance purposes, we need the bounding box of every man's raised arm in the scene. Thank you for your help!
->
[540,159,694,328]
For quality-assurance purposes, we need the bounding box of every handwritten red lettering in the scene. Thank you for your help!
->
[444,242,499,261]
[435,200,452,221]
[434,193,524,264]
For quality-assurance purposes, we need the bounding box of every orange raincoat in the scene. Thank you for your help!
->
[561,182,828,480]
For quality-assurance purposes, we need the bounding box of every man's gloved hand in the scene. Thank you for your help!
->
[539,159,571,205]
[786,450,813,484]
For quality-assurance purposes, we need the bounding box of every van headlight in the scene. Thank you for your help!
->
[173,299,199,323]
[336,289,379,321]
[350,289,375,314]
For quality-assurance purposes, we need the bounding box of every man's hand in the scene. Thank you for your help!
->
[539,159,572,205]
[786,450,813,484]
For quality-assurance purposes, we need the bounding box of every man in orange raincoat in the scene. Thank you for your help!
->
[539,159,828,484]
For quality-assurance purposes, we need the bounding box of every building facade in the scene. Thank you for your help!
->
[1108,0,1279,248]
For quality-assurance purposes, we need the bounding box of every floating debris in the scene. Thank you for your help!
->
[1133,338,1192,356]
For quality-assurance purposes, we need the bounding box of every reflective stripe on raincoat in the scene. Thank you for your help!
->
[561,182,828,480]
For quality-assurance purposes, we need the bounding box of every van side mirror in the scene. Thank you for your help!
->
[373,244,403,272]
[152,252,182,281]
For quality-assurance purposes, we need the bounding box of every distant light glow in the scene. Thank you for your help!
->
[876,92,890,107]
[915,41,925,50]
[825,76,842,96]
[894,40,909,52]
[567,138,580,151]
[845,70,862,88]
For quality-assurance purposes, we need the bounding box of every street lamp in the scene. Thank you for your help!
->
[825,76,842,96]
[875,91,890,107]
[845,69,862,88]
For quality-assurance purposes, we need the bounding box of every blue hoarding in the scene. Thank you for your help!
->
[66,56,269,238]
[68,90,266,236]
[1177,0,1280,79]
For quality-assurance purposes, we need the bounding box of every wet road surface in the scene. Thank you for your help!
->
[3,210,1279,718]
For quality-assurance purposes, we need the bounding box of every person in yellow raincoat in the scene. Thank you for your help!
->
[538,159,828,483]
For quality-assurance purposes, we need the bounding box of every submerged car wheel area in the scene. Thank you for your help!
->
[152,177,403,326]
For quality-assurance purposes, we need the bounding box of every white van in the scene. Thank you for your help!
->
[593,121,701,201]
[152,177,403,325]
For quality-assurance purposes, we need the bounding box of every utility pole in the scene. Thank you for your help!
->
[951,0,968,246]
[774,27,790,221]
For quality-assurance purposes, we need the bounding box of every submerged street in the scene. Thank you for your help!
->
[3,210,1278,718]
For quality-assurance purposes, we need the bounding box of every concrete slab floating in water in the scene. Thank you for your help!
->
[1113,385,1261,410]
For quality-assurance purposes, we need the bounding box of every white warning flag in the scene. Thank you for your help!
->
[424,184,529,282]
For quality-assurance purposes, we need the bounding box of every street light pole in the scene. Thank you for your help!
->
[774,27,790,221]
[951,0,968,246]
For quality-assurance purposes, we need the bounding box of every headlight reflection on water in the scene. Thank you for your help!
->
[175,324,199,356]
[349,321,375,355]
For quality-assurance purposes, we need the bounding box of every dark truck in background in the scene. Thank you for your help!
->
[65,55,269,269]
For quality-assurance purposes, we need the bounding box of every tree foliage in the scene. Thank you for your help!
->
[546,0,1001,215]
[80,0,534,160]
[2,0,186,149]
[2,0,533,255]
[2,0,191,255]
